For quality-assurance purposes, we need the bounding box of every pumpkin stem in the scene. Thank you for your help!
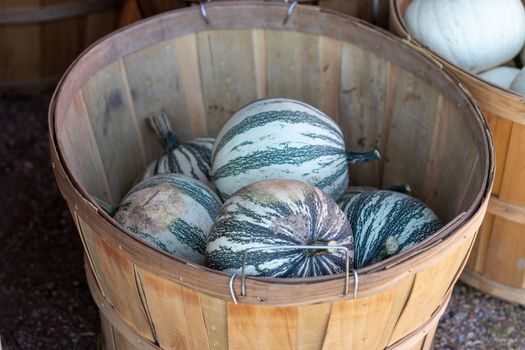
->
[372,235,400,264]
[148,112,180,152]
[307,239,338,256]
[346,149,381,164]
[384,183,412,195]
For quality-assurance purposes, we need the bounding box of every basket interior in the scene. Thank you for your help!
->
[54,5,491,228]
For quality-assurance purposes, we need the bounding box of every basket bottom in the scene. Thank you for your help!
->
[461,269,525,305]
[88,265,446,350]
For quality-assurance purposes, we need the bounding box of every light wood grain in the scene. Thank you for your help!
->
[388,238,472,344]
[0,0,120,94]
[391,0,525,302]
[100,313,118,350]
[58,92,113,203]
[90,232,155,342]
[339,43,389,187]
[382,69,441,212]
[49,3,494,349]
[173,34,208,138]
[322,289,396,349]
[41,0,82,79]
[139,268,212,349]
[461,269,525,305]
[2,0,41,82]
[123,39,189,156]
[252,29,267,99]
[266,30,321,108]
[201,295,229,350]
[483,111,513,196]
[81,61,147,202]
[319,35,342,123]
[198,29,258,136]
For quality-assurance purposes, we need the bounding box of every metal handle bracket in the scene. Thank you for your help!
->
[229,244,359,304]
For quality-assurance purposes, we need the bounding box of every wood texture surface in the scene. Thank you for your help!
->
[50,3,494,349]
[391,0,525,304]
[0,0,120,94]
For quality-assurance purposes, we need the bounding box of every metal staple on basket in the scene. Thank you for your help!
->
[228,244,358,304]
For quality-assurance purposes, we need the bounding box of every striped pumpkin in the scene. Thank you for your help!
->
[211,98,380,200]
[115,174,222,264]
[205,179,354,278]
[139,112,215,187]
[337,188,441,268]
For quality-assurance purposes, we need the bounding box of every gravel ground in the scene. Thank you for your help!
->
[0,93,524,350]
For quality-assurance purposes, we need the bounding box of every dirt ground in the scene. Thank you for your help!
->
[0,93,524,350]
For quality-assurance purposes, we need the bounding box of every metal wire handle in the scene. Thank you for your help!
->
[228,244,358,304]
[282,0,298,25]
[199,0,300,25]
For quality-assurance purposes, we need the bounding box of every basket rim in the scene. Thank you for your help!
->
[389,0,525,124]
[48,2,494,305]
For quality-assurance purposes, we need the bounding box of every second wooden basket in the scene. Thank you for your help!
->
[50,2,493,349]
[391,0,525,305]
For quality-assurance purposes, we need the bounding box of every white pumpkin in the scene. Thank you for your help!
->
[478,67,520,89]
[510,67,525,94]
[404,0,525,73]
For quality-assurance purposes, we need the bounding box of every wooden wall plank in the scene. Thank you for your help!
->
[466,214,494,273]
[201,294,228,350]
[484,218,525,288]
[41,0,83,80]
[77,217,155,341]
[382,69,445,212]
[173,33,208,138]
[123,39,189,159]
[497,123,525,207]
[322,289,395,349]
[81,60,147,203]
[421,324,437,350]
[319,36,342,123]
[339,43,388,187]
[197,29,258,136]
[376,275,416,348]
[477,110,525,289]
[112,325,143,350]
[484,111,512,196]
[388,239,471,344]
[100,313,118,350]
[2,0,42,82]
[296,303,331,349]
[227,303,298,349]
[252,29,267,99]
[139,269,212,350]
[431,107,480,220]
[58,92,113,203]
[266,30,321,108]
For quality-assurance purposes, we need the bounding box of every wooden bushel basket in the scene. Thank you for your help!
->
[390,0,525,306]
[0,0,122,95]
[50,3,493,349]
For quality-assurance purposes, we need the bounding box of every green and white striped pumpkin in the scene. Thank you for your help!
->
[205,179,354,278]
[211,98,380,200]
[115,174,222,264]
[337,188,441,268]
[139,112,215,187]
